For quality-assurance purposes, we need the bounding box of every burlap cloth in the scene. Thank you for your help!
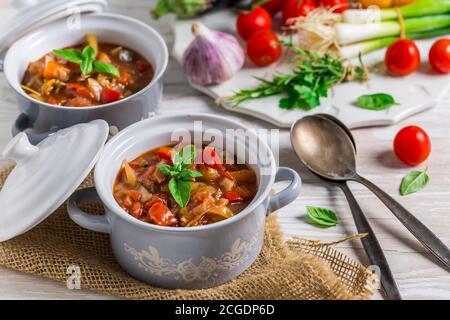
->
[0,166,377,300]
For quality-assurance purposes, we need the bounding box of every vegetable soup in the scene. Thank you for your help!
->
[113,144,258,227]
[21,33,154,107]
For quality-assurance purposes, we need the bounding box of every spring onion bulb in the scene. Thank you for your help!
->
[337,15,450,45]
[339,26,450,58]
[343,0,450,24]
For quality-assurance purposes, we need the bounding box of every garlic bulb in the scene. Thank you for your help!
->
[182,22,245,86]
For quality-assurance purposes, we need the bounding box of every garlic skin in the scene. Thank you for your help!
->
[182,22,245,86]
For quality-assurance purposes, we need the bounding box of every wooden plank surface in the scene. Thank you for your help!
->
[0,0,449,300]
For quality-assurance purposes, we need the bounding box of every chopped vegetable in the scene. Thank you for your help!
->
[223,191,243,203]
[148,202,178,226]
[86,33,99,56]
[356,93,399,110]
[102,88,121,103]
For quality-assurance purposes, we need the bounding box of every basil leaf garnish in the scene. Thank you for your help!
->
[306,206,340,228]
[356,93,399,111]
[52,49,82,64]
[169,178,192,208]
[157,145,202,208]
[400,168,429,196]
[93,61,120,77]
[52,45,119,77]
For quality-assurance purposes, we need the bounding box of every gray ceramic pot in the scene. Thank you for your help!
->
[3,13,168,145]
[67,114,302,289]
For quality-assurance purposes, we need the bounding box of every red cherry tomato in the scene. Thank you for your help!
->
[393,126,431,166]
[429,38,450,74]
[247,30,282,66]
[319,0,349,13]
[385,39,421,76]
[253,0,284,15]
[236,6,272,40]
[102,88,121,103]
[282,0,316,25]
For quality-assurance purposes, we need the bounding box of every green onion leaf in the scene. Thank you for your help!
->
[400,168,430,196]
[356,93,399,111]
[306,206,340,228]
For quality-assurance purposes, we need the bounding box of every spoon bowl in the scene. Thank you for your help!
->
[290,116,356,181]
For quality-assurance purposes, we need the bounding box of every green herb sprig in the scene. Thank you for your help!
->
[306,206,340,228]
[53,45,120,77]
[356,93,399,111]
[228,41,368,110]
[400,168,429,196]
[157,145,202,208]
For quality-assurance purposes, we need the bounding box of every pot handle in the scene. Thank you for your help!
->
[267,167,302,215]
[67,187,111,234]
[12,113,58,145]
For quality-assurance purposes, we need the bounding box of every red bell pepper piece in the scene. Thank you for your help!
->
[223,191,243,204]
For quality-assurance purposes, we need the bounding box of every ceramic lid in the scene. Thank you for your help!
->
[0,120,109,241]
[0,0,107,57]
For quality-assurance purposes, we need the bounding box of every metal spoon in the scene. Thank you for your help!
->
[307,114,401,300]
[291,115,450,271]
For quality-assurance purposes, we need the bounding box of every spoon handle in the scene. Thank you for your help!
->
[339,182,401,300]
[354,175,450,271]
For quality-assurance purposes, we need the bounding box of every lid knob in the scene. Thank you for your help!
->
[2,133,39,163]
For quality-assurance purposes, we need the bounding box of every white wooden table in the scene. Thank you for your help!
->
[0,0,449,300]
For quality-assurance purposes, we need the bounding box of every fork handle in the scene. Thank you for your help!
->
[354,174,450,271]
[339,182,401,300]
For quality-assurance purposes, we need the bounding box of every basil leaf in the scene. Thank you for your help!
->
[356,93,399,111]
[173,145,195,168]
[93,61,120,77]
[178,169,202,181]
[169,178,192,208]
[157,164,178,176]
[81,45,96,61]
[400,168,429,196]
[52,49,82,64]
[306,206,340,228]
[80,58,93,75]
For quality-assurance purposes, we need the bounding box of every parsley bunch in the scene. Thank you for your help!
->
[229,41,368,110]
[157,145,202,208]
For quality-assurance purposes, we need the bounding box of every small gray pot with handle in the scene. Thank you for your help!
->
[67,114,302,289]
[2,12,168,145]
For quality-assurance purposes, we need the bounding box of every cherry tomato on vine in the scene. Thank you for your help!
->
[236,6,272,40]
[319,0,349,13]
[247,29,282,66]
[393,126,431,166]
[429,38,450,74]
[253,0,284,15]
[282,0,316,26]
[385,39,421,76]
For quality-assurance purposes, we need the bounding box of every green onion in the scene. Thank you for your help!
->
[340,26,450,58]
[337,14,450,45]
[343,0,450,23]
